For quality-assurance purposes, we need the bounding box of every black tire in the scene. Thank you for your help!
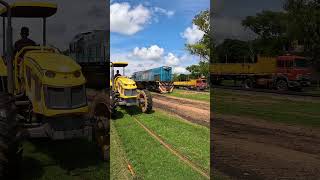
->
[0,93,22,180]
[90,93,110,161]
[138,90,152,113]
[110,91,117,118]
[276,79,288,91]
[242,78,254,89]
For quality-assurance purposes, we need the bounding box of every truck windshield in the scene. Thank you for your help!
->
[295,58,308,68]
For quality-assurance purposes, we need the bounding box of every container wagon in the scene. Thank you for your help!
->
[211,55,312,91]
[174,78,208,90]
[69,30,109,89]
[132,66,174,93]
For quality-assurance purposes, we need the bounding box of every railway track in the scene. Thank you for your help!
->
[213,85,320,98]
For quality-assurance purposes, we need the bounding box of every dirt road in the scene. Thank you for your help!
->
[152,93,210,127]
[153,94,320,179]
[213,115,320,180]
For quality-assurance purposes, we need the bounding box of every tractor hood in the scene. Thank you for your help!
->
[115,76,137,89]
[117,77,136,85]
[25,51,81,72]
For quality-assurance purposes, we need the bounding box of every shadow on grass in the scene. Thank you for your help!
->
[124,106,155,116]
[111,108,124,120]
[22,138,106,179]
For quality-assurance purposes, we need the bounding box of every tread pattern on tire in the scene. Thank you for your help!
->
[140,90,152,113]
[0,93,21,179]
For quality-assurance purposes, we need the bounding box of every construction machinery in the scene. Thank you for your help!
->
[110,62,152,116]
[0,2,109,178]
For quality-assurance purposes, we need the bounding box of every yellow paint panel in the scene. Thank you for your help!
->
[211,57,277,74]
[0,57,7,76]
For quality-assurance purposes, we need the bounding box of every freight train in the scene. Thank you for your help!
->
[132,66,174,93]
[69,30,109,89]
[174,78,208,90]
[211,54,312,91]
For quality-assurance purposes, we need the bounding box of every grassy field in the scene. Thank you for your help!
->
[111,107,210,179]
[110,122,133,180]
[213,88,320,127]
[168,89,210,102]
[21,139,108,180]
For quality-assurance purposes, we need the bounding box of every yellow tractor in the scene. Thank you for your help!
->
[110,62,152,116]
[0,2,109,178]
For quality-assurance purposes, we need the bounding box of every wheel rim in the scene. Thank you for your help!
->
[139,93,147,112]
[244,79,253,89]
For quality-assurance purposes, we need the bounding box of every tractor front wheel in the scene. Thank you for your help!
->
[90,93,110,161]
[0,93,22,180]
[138,90,152,113]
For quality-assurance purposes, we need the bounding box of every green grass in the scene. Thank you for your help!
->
[110,122,133,180]
[133,109,210,172]
[22,139,108,180]
[168,89,210,102]
[112,108,209,180]
[213,89,320,127]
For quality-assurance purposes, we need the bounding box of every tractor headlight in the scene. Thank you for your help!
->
[45,70,56,78]
[73,70,81,78]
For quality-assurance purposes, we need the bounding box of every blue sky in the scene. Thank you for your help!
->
[110,0,210,75]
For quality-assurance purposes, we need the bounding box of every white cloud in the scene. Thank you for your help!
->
[165,53,180,66]
[181,24,205,44]
[132,45,164,60]
[173,67,190,74]
[153,7,175,17]
[110,2,151,35]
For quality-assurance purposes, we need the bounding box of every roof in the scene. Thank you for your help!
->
[111,62,128,67]
[0,2,57,18]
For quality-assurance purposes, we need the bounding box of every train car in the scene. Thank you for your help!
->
[211,54,312,91]
[69,30,109,89]
[132,66,174,93]
[174,78,208,90]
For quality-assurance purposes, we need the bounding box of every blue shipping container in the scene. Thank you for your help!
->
[132,66,172,82]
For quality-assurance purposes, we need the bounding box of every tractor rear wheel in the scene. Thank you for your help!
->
[0,93,22,180]
[139,90,152,113]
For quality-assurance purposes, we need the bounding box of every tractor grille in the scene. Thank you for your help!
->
[124,89,137,96]
[45,85,87,109]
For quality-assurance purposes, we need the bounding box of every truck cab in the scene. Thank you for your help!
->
[276,55,312,88]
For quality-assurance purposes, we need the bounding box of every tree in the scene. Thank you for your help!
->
[242,11,288,40]
[186,61,209,79]
[216,39,253,63]
[185,10,211,62]
[242,11,291,56]
[284,0,320,62]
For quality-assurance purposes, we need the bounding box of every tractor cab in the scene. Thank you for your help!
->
[110,61,137,97]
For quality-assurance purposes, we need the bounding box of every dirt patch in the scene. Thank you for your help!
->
[152,95,210,127]
[153,93,210,110]
[212,115,320,179]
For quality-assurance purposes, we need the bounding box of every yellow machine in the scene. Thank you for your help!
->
[211,56,277,75]
[0,2,109,178]
[110,62,152,115]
